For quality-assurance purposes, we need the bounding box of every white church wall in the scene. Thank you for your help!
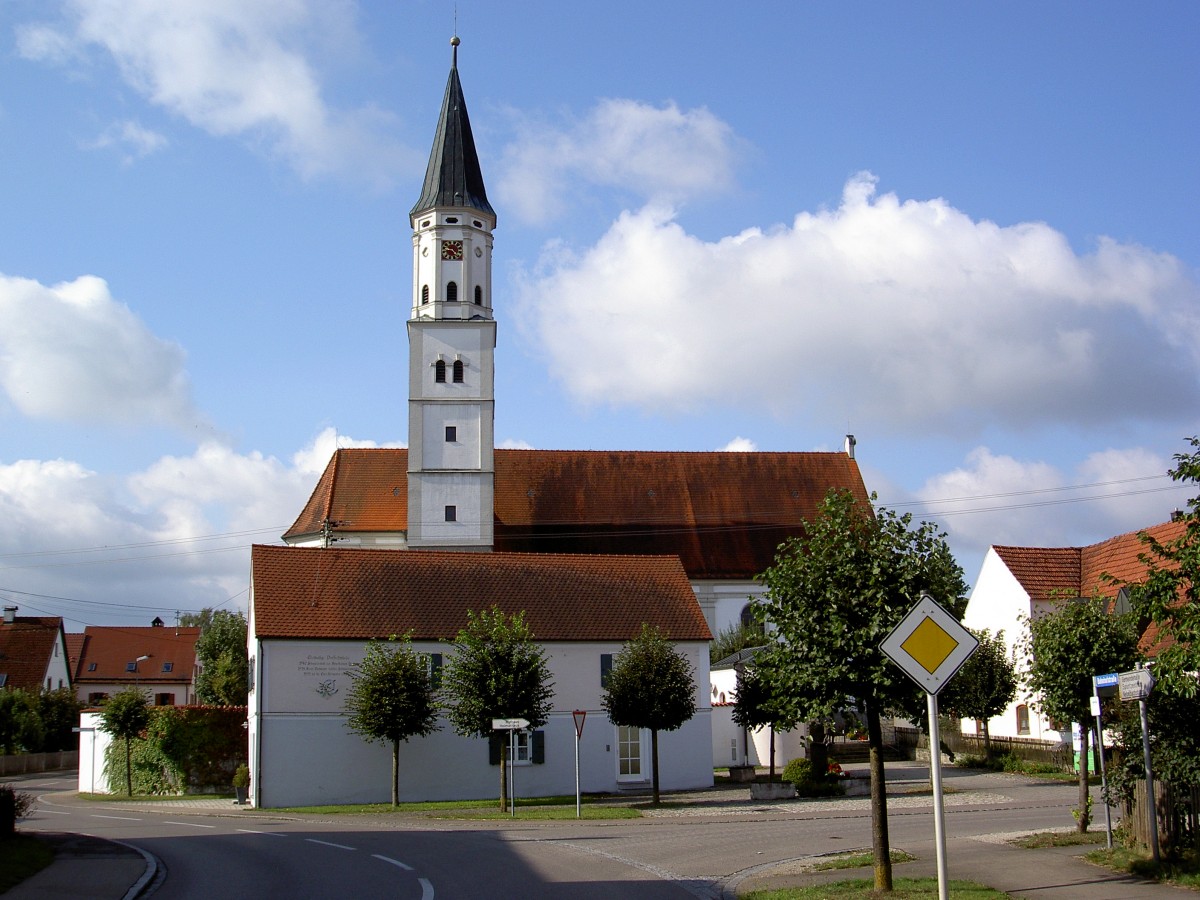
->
[253,638,714,807]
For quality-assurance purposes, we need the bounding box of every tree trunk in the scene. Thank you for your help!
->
[392,739,400,807]
[500,741,509,812]
[1077,713,1091,833]
[808,721,828,778]
[125,738,133,797]
[651,729,661,805]
[769,726,776,782]
[866,697,893,892]
[982,719,992,762]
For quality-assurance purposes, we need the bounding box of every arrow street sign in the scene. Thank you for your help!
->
[492,718,530,731]
[1119,669,1155,701]
[880,593,978,695]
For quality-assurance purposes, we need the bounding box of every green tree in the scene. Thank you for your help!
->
[1126,436,1200,699]
[601,624,698,805]
[939,628,1017,761]
[0,689,41,755]
[99,689,151,796]
[343,636,440,806]
[34,688,84,753]
[731,661,796,781]
[442,608,555,812]
[192,610,249,706]
[1023,596,1139,832]
[709,621,765,664]
[754,489,967,892]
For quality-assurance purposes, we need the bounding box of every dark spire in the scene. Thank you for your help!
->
[410,36,495,220]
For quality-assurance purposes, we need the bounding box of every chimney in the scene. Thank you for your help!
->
[2,606,16,625]
[845,434,857,460]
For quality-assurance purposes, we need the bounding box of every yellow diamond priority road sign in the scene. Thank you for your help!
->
[881,593,978,694]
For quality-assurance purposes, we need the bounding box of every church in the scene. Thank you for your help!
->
[246,39,869,807]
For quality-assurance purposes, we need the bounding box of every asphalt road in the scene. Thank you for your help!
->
[12,763,1097,899]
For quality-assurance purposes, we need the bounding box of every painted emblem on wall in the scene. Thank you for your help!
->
[315,679,339,698]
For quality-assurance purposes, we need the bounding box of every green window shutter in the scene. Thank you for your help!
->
[532,730,545,764]
[601,653,613,688]
[488,733,503,765]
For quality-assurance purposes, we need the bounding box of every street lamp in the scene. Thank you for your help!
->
[132,654,151,693]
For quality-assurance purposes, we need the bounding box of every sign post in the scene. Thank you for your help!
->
[492,718,531,819]
[1092,673,1119,848]
[1119,668,1159,862]
[881,593,979,900]
[572,710,587,818]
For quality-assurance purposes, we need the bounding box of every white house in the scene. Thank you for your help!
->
[963,518,1184,742]
[0,608,71,693]
[248,545,712,807]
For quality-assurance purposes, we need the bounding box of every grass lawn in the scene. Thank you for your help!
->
[807,850,915,872]
[1009,830,1106,849]
[742,877,1005,898]
[273,794,642,819]
[1086,846,1200,890]
[0,834,54,893]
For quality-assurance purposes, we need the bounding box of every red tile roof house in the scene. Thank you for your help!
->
[70,624,201,708]
[962,519,1185,743]
[0,608,72,693]
[250,546,714,807]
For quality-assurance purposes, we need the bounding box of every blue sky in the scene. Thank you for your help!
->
[2,2,1197,629]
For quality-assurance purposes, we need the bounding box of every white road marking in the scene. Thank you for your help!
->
[306,838,356,850]
[36,809,72,815]
[419,877,435,899]
[92,815,142,821]
[372,854,413,870]
[165,821,216,829]
[237,829,287,837]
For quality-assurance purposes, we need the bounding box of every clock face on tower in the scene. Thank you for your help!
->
[441,240,464,261]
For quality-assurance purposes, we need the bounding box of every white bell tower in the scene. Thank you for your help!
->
[407,36,496,550]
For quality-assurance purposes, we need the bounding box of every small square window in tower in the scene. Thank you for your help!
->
[445,426,457,442]
[444,505,457,522]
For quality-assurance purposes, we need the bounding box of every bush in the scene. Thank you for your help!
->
[781,757,846,797]
[0,785,34,835]
[233,764,250,789]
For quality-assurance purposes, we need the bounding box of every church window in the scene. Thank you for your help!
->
[435,360,446,383]
[474,285,482,305]
[453,360,464,383]
[445,426,457,442]
[445,505,457,522]
[447,281,458,302]
[422,285,429,304]
[1016,704,1030,735]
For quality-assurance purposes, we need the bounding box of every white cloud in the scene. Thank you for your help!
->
[0,429,378,626]
[0,273,203,430]
[86,119,168,161]
[498,438,535,450]
[516,174,1200,434]
[913,446,1189,577]
[497,99,741,221]
[17,0,412,184]
[718,437,758,452]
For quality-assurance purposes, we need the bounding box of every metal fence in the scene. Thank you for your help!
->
[892,726,1073,769]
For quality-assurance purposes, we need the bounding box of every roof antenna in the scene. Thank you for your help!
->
[451,5,459,67]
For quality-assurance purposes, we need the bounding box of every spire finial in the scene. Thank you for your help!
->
[451,34,460,68]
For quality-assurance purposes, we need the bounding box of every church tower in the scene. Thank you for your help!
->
[406,37,496,550]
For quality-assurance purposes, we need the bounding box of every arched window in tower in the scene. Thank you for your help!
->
[474,285,482,305]
[452,360,464,383]
[421,284,429,304]
[434,360,446,383]
[446,281,458,302]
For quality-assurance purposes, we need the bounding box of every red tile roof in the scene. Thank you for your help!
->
[995,520,1186,603]
[251,544,712,642]
[0,617,65,691]
[284,448,869,579]
[994,520,1189,656]
[73,626,200,687]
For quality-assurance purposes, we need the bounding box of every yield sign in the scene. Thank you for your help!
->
[881,593,978,695]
